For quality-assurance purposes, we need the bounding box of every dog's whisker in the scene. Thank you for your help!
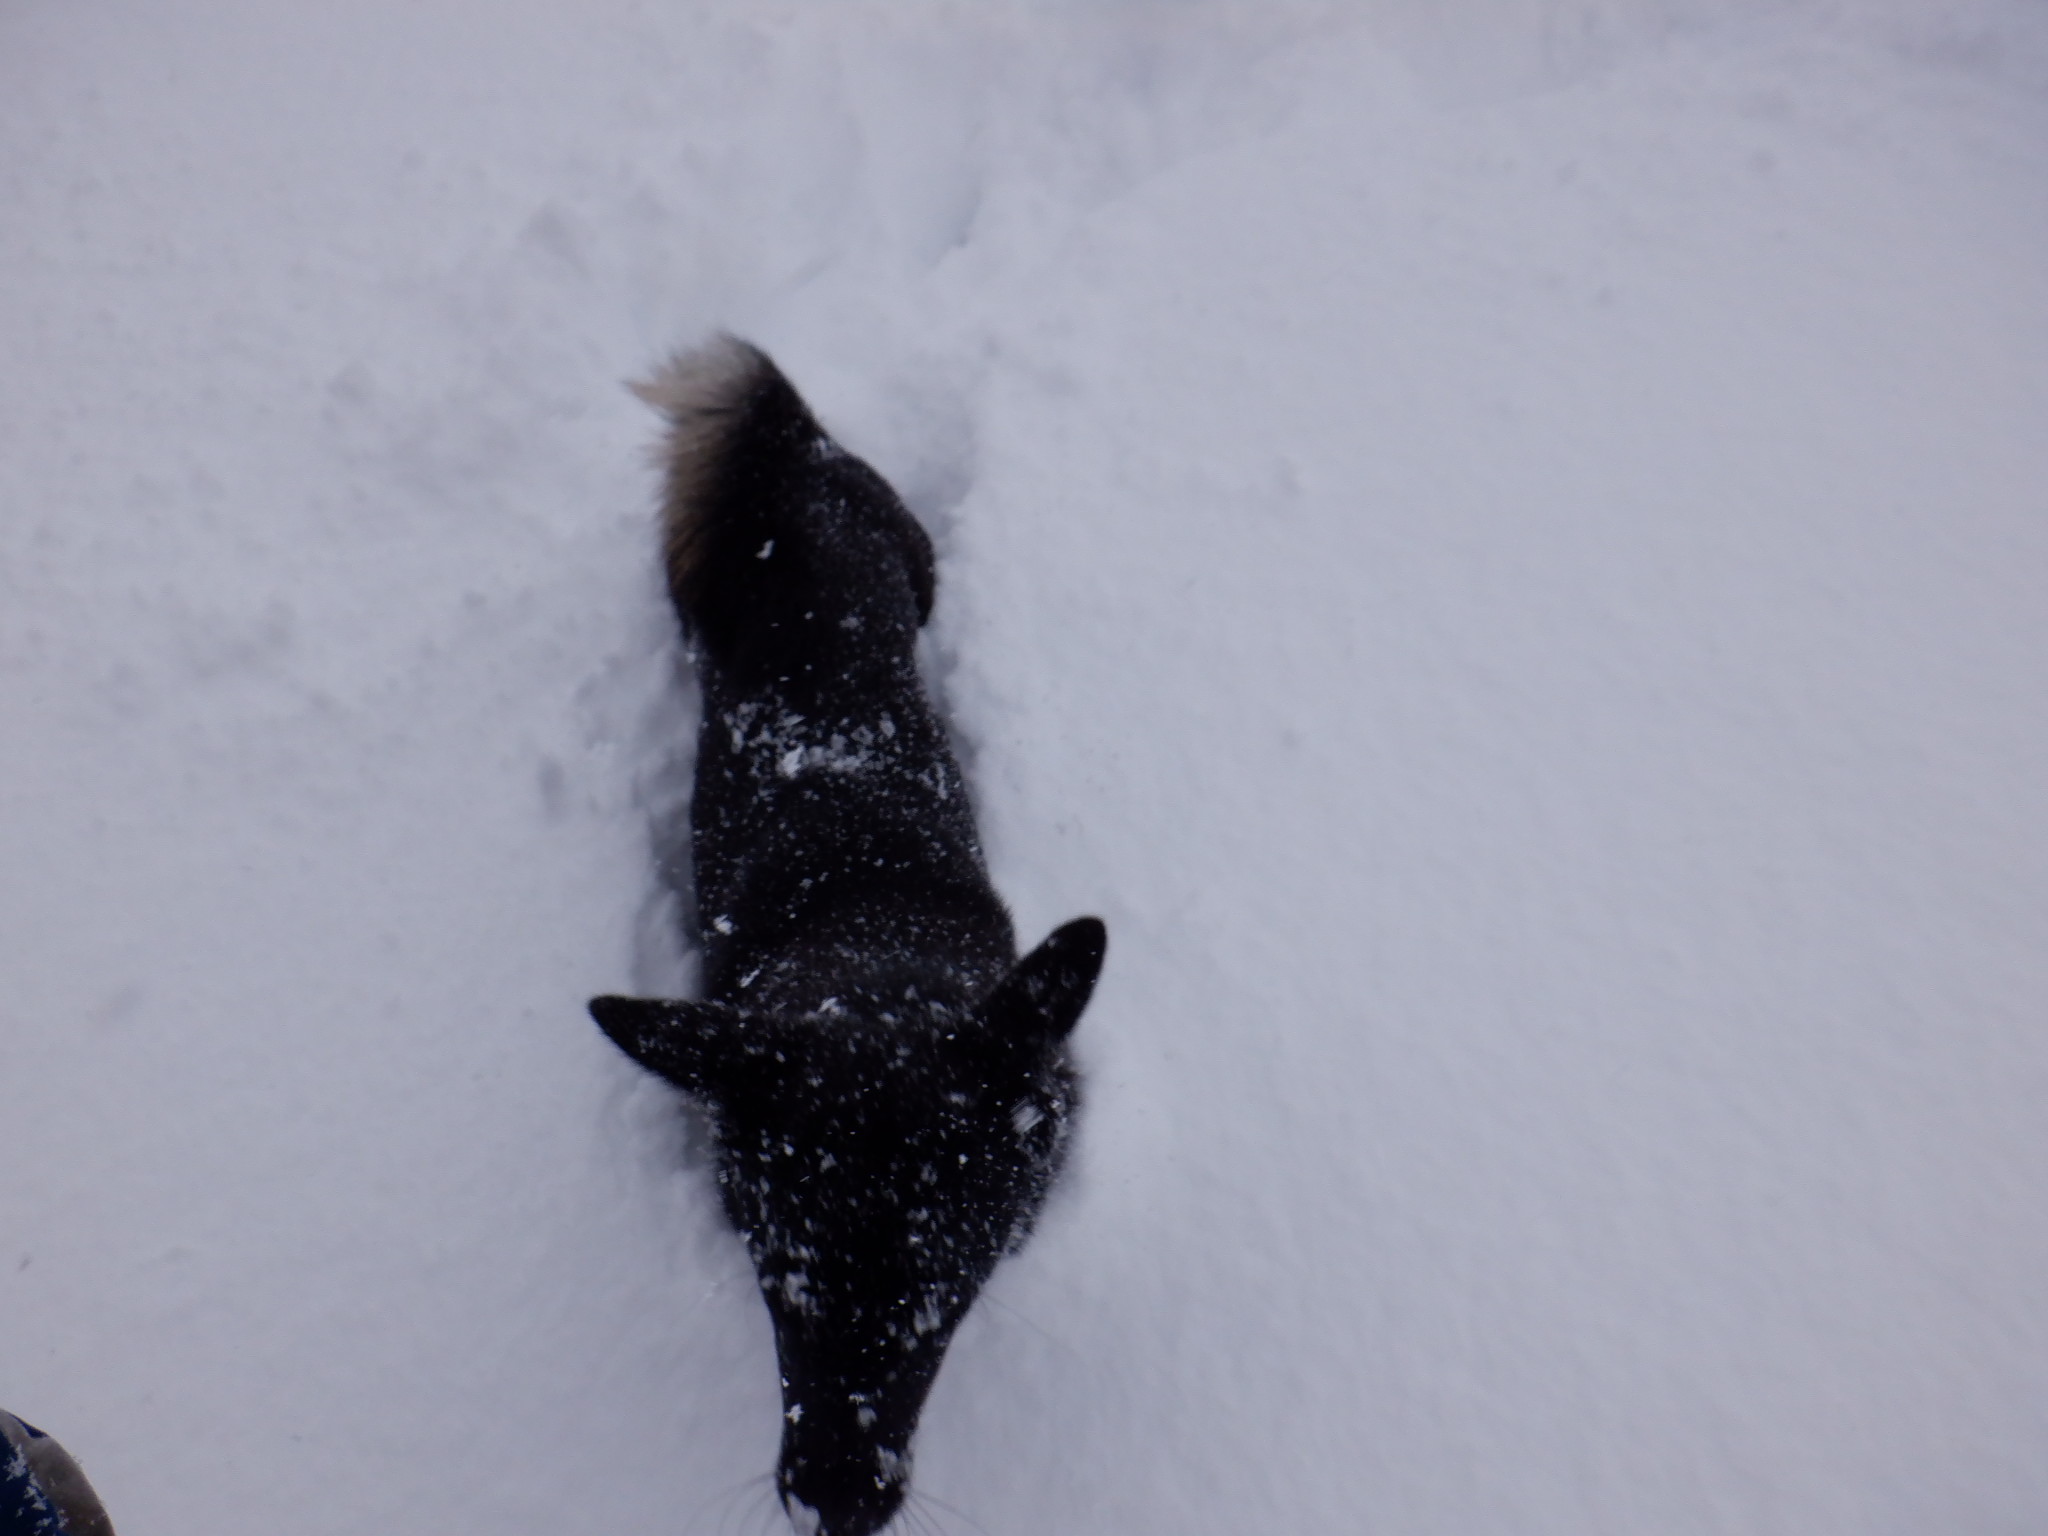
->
[747,1477,786,1536]
[684,1467,769,1536]
[912,1486,989,1536]
[907,1494,955,1536]
[978,1289,1083,1365]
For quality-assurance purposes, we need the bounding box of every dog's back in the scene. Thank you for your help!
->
[635,338,1013,1017]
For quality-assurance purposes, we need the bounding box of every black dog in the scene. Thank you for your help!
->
[589,338,1105,1536]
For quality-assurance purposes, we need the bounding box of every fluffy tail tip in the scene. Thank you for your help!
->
[631,335,786,614]
[628,333,772,422]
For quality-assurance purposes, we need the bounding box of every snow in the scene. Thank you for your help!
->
[4,1,2047,1533]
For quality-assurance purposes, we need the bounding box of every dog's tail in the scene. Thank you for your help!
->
[632,337,935,687]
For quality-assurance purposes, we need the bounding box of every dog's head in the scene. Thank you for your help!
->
[591,917,1105,1536]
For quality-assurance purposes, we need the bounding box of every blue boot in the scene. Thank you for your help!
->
[1,1413,114,1536]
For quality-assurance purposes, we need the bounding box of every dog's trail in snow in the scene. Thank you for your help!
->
[4,2,2047,1534]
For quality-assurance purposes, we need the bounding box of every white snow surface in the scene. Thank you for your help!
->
[5,2,2047,1533]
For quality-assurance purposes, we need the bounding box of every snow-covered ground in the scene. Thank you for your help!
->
[5,2,2046,1532]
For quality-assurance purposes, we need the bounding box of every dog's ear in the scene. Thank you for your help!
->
[589,995,745,1098]
[979,918,1106,1046]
